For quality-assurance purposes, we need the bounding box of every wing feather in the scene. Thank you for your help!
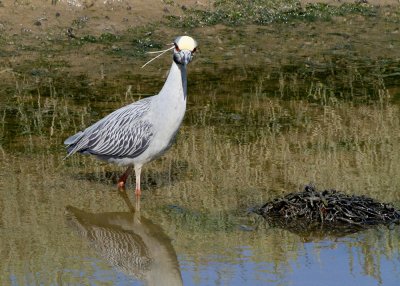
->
[65,97,153,159]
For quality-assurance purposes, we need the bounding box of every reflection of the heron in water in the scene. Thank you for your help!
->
[65,192,183,286]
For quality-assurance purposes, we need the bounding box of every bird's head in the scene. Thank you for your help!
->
[173,36,197,66]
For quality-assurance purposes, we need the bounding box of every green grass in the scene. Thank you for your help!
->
[79,33,121,44]
[166,1,377,28]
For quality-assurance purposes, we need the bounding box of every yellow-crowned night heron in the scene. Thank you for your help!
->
[64,36,197,196]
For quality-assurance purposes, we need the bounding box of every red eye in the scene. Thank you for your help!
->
[174,43,180,51]
[192,47,197,53]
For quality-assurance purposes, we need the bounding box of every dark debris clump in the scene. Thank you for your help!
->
[256,185,400,235]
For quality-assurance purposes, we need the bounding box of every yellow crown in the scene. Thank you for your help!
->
[175,36,197,51]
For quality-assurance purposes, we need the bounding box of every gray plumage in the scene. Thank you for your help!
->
[64,36,198,195]
[65,98,153,159]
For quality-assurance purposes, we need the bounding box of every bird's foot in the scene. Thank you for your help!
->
[117,166,132,191]
[117,181,126,191]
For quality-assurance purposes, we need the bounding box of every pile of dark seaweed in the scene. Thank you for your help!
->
[255,185,400,238]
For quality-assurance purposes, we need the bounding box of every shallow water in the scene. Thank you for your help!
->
[1,10,400,286]
[1,63,400,285]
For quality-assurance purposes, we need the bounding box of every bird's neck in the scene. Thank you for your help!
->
[159,62,187,100]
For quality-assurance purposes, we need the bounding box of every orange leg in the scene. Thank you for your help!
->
[117,166,132,190]
[134,165,142,197]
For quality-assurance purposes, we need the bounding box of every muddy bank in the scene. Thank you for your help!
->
[0,0,204,37]
[0,1,399,92]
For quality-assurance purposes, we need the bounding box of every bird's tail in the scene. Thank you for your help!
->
[64,131,84,145]
[63,131,84,159]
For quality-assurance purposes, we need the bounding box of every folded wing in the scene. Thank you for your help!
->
[64,98,153,159]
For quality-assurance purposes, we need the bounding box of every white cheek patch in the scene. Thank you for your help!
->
[176,36,197,51]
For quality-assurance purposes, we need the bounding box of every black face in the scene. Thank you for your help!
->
[172,37,197,66]
[173,49,194,66]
